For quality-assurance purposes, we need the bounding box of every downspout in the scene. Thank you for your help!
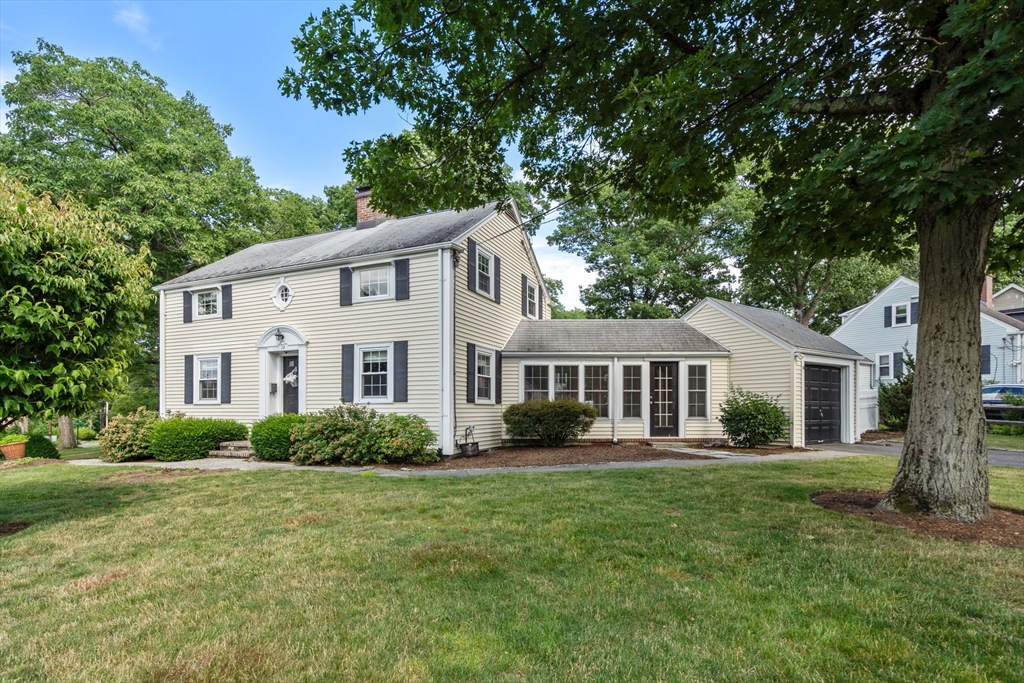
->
[438,248,456,456]
[158,290,166,416]
[792,353,803,447]
[611,356,618,443]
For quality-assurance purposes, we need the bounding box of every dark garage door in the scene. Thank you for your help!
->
[805,365,842,443]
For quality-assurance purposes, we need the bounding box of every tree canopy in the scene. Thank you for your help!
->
[0,173,151,429]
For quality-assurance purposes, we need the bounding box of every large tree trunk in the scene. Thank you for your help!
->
[878,200,997,522]
[56,415,77,450]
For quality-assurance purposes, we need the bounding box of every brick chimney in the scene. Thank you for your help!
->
[982,274,994,308]
[354,186,392,229]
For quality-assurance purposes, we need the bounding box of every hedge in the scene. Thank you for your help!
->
[250,414,307,461]
[502,400,598,447]
[24,434,58,459]
[148,417,248,462]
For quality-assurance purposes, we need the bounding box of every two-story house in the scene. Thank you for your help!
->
[831,276,1024,386]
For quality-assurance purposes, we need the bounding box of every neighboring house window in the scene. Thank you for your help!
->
[476,349,494,402]
[622,365,643,418]
[584,366,609,418]
[687,365,708,418]
[476,248,494,297]
[357,265,391,300]
[197,356,220,402]
[893,303,909,326]
[358,345,390,401]
[196,290,219,318]
[524,365,549,402]
[526,280,538,318]
[554,365,579,401]
[878,354,891,379]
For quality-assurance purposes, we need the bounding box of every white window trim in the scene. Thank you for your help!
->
[475,246,495,300]
[684,361,711,421]
[518,361,612,420]
[193,287,222,320]
[475,347,496,404]
[619,363,645,421]
[194,354,221,404]
[270,278,293,311]
[876,352,892,379]
[354,263,395,302]
[892,301,911,327]
[525,278,539,319]
[355,342,394,403]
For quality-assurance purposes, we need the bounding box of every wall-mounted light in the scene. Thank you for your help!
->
[270,383,278,395]
[274,328,285,344]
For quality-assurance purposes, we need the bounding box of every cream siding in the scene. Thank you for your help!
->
[454,212,550,449]
[682,356,730,440]
[162,252,442,434]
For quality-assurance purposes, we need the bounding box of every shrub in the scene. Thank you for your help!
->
[718,387,790,448]
[98,408,160,462]
[878,347,914,430]
[290,405,440,466]
[502,400,598,447]
[24,434,58,459]
[75,426,97,441]
[148,417,248,462]
[251,414,308,461]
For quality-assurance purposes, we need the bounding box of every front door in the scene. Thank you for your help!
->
[805,364,842,443]
[650,362,678,437]
[282,355,299,414]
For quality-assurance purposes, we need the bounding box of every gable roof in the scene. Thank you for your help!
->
[689,298,866,359]
[157,203,498,289]
[994,283,1024,299]
[832,275,918,334]
[502,320,729,355]
[981,306,1024,331]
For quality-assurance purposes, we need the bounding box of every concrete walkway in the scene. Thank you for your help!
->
[68,448,865,478]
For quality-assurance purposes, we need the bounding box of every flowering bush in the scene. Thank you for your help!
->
[98,408,159,462]
[290,405,438,466]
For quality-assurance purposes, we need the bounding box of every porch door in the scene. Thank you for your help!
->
[282,355,299,414]
[650,362,678,437]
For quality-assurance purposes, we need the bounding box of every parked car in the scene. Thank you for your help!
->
[982,384,1024,420]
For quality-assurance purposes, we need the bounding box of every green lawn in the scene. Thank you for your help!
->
[988,432,1023,451]
[58,445,102,460]
[1,458,1022,682]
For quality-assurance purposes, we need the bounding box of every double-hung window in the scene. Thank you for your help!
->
[622,365,642,418]
[524,365,549,402]
[526,280,538,318]
[584,366,609,418]
[476,249,494,297]
[687,365,708,418]
[196,356,220,402]
[554,365,578,401]
[893,303,909,326]
[878,353,891,379]
[195,290,220,319]
[357,265,391,300]
[476,349,494,402]
[358,345,391,401]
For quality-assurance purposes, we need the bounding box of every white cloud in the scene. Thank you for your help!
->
[531,242,596,311]
[113,1,160,49]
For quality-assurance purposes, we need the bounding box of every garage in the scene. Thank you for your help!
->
[804,365,843,443]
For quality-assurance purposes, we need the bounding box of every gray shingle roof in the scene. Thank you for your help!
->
[503,320,729,355]
[706,299,866,358]
[982,306,1024,331]
[158,203,498,288]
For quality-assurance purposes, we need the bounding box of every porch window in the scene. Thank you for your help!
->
[360,347,390,399]
[687,365,707,418]
[554,365,578,401]
[197,356,220,402]
[476,350,493,402]
[524,365,549,402]
[584,366,609,418]
[622,365,642,418]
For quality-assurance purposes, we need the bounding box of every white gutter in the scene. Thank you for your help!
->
[611,356,618,443]
[501,351,732,358]
[792,353,802,447]
[158,290,166,416]
[439,248,456,456]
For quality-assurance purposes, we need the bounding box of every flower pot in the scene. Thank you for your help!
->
[1,442,27,459]
[458,442,480,457]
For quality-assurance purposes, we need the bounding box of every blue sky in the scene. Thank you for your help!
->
[0,0,593,307]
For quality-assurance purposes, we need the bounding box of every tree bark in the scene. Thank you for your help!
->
[57,415,77,450]
[878,199,997,522]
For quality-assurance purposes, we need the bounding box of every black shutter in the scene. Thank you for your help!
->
[521,274,528,316]
[884,306,892,328]
[981,345,991,375]
[341,344,355,401]
[395,259,410,300]
[220,352,232,403]
[467,239,477,291]
[184,355,194,404]
[394,341,408,402]
[894,351,904,378]
[538,292,544,319]
[221,285,233,319]
[910,300,918,325]
[494,256,501,304]
[466,342,476,403]
[495,351,502,404]
[183,291,192,324]
[340,267,353,306]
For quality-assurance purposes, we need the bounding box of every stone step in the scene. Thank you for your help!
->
[219,441,252,450]
[208,449,256,459]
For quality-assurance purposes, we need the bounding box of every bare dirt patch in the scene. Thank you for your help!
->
[69,569,131,592]
[0,458,65,470]
[687,443,812,456]
[859,430,905,442]
[100,468,235,484]
[0,521,33,538]
[812,490,1024,548]
[384,443,714,470]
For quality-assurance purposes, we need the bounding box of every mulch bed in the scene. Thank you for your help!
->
[859,430,905,442]
[812,490,1024,548]
[383,443,715,470]
[687,444,812,456]
[0,521,33,538]
[99,468,235,484]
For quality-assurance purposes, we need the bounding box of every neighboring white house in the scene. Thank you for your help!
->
[156,188,876,452]
[831,276,1024,386]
